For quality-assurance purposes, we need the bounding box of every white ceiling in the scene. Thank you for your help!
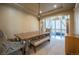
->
[18,3,75,14]
[6,3,75,17]
[40,3,63,13]
[18,3,39,13]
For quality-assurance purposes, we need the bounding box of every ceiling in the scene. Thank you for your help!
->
[7,3,75,17]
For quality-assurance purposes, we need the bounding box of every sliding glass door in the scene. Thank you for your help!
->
[51,15,68,40]
[41,15,69,40]
[51,17,62,40]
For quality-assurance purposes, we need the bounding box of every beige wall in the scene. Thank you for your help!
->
[74,4,79,35]
[69,10,74,35]
[0,5,39,39]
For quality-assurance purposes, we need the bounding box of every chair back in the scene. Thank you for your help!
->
[0,30,7,54]
[0,30,4,38]
[0,30,7,41]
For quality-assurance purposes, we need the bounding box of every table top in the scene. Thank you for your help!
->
[15,31,49,40]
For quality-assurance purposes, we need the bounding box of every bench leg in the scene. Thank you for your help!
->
[33,46,36,53]
[30,43,36,53]
[31,45,36,53]
[48,39,50,41]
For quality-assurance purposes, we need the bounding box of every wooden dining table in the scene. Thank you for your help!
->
[15,31,40,40]
[15,31,49,40]
[15,31,39,54]
[15,31,49,54]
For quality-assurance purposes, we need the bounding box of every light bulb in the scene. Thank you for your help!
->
[40,11,42,13]
[53,5,57,8]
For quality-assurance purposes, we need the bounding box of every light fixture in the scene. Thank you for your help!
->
[53,5,57,8]
[38,3,42,18]
[40,10,42,14]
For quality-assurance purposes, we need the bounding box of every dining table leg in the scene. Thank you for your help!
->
[22,40,30,55]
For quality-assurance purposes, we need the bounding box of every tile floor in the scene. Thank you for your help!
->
[32,35,65,55]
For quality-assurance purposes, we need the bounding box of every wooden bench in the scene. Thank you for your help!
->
[30,33,50,53]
